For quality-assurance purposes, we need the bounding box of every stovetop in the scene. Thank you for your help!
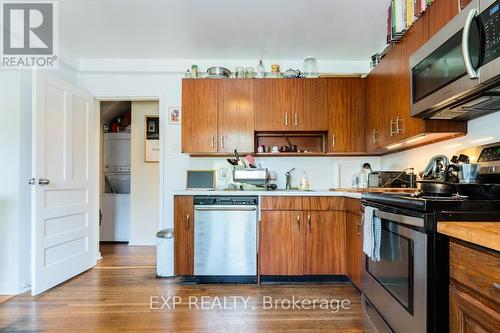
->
[362,192,500,218]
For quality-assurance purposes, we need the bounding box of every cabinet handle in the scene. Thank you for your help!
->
[285,113,288,126]
[494,282,500,290]
[390,119,397,137]
[211,135,215,148]
[396,116,403,134]
[220,135,225,149]
[296,215,301,230]
[186,214,190,229]
[357,218,362,235]
[307,214,311,230]
[332,134,335,148]
[294,113,298,127]
[372,129,379,144]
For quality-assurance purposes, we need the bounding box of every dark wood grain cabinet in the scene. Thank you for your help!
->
[449,240,500,332]
[320,78,365,153]
[173,196,194,275]
[182,79,255,154]
[364,0,467,153]
[259,210,304,276]
[259,197,346,276]
[181,79,218,153]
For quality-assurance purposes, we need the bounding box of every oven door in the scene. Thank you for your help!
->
[361,208,427,333]
[410,0,482,117]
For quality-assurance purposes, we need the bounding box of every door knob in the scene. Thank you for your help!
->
[38,178,50,185]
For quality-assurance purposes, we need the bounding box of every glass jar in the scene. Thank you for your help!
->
[245,67,255,78]
[235,67,245,78]
[303,57,319,78]
[270,64,282,78]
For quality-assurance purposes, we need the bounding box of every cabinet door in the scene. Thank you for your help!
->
[450,286,500,333]
[174,196,194,275]
[292,79,327,131]
[260,211,303,275]
[254,80,290,131]
[321,78,365,152]
[181,79,218,153]
[304,211,346,275]
[217,79,255,153]
[346,212,363,287]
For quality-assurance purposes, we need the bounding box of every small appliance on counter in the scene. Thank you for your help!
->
[186,170,215,190]
[368,170,416,188]
[231,168,277,191]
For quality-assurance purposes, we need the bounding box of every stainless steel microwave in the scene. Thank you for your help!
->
[410,0,500,120]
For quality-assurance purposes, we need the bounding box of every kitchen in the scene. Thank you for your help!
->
[0,0,499,332]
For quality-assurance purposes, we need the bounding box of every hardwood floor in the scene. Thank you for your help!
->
[0,244,363,333]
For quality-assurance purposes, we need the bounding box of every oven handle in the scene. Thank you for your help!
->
[194,205,257,212]
[462,7,479,79]
[362,205,424,228]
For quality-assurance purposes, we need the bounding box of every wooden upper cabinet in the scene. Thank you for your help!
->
[291,79,327,131]
[254,79,327,131]
[182,79,218,153]
[260,210,304,275]
[217,79,255,153]
[320,78,365,152]
[304,211,346,275]
[364,0,467,152]
[174,196,194,275]
[254,79,291,131]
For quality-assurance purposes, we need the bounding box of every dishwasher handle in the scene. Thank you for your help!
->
[194,205,257,212]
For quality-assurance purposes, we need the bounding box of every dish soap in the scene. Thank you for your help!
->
[299,171,310,191]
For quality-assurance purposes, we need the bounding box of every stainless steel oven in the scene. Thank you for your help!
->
[361,206,428,333]
[410,0,500,120]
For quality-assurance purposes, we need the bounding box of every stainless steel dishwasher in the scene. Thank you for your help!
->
[193,196,257,282]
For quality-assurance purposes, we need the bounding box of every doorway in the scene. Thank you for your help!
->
[98,100,160,248]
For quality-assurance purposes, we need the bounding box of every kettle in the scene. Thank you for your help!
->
[421,155,449,180]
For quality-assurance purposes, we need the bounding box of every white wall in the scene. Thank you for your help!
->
[130,101,160,245]
[0,71,31,295]
[381,112,500,172]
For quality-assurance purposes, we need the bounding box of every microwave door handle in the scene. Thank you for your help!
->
[462,8,479,79]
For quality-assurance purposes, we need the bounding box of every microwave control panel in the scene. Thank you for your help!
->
[482,1,500,63]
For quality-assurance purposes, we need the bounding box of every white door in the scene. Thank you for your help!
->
[31,70,98,295]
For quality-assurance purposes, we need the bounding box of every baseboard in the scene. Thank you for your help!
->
[0,283,30,296]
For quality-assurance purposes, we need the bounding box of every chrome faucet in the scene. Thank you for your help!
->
[285,168,295,190]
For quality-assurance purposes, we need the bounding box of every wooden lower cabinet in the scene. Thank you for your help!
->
[304,211,346,274]
[259,211,304,275]
[174,196,194,275]
[448,240,500,332]
[346,211,363,287]
[259,208,346,276]
[449,285,500,333]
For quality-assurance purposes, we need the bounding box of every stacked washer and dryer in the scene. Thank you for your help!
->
[100,133,131,242]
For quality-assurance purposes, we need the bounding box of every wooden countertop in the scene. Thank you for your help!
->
[438,222,500,252]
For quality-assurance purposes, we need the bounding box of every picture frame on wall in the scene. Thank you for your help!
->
[168,107,181,124]
[145,115,159,163]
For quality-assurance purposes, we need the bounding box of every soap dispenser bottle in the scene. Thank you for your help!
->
[299,171,310,191]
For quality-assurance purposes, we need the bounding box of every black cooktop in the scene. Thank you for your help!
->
[362,192,500,221]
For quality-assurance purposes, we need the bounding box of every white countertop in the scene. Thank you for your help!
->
[173,189,362,199]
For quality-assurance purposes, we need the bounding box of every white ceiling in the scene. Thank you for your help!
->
[60,0,388,61]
